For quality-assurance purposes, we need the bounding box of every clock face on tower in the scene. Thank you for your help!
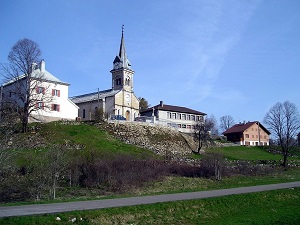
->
[125,93,131,103]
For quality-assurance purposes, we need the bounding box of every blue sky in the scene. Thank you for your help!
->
[1,0,299,125]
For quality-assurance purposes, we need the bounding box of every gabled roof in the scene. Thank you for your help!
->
[70,89,121,104]
[2,66,69,86]
[141,103,206,116]
[33,68,69,85]
[223,121,271,135]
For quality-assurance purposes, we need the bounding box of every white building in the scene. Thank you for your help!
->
[0,60,78,122]
[140,101,206,133]
[70,28,139,121]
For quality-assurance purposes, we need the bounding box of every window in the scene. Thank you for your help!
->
[52,89,60,97]
[191,115,195,121]
[125,78,130,86]
[252,135,254,138]
[36,102,44,109]
[168,112,172,119]
[182,124,186,128]
[171,113,176,119]
[52,104,60,112]
[187,125,191,129]
[36,87,45,94]
[182,114,186,120]
[245,134,249,138]
[115,78,122,85]
[177,124,181,128]
[187,115,191,120]
[83,109,86,118]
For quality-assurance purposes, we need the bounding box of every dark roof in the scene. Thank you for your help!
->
[141,104,206,116]
[223,121,271,135]
[70,89,120,104]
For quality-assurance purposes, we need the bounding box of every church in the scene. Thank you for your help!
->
[71,29,139,121]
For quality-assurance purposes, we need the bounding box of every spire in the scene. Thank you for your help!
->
[113,25,131,70]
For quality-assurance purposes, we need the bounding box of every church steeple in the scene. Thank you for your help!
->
[113,25,132,70]
[111,26,135,92]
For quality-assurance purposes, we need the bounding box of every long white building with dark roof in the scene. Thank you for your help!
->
[70,28,139,121]
[140,101,206,133]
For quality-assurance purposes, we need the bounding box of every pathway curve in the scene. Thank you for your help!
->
[0,181,299,218]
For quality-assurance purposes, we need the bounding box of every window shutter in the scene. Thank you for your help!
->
[52,89,55,96]
[42,102,44,109]
[36,87,39,93]
[51,104,54,111]
[42,88,45,95]
[57,105,60,112]
[58,90,60,97]
[36,102,38,108]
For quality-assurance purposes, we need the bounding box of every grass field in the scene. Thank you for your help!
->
[1,187,299,225]
[207,146,282,160]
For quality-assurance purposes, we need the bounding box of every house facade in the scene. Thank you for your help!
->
[223,121,270,146]
[140,101,206,133]
[0,60,78,122]
[70,29,139,121]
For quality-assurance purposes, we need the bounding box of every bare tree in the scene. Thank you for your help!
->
[207,114,219,135]
[1,38,52,132]
[220,115,235,133]
[194,118,215,153]
[263,101,300,169]
[47,146,67,199]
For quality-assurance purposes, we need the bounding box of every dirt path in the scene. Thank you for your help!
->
[0,181,299,218]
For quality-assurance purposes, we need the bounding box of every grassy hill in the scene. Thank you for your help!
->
[2,121,296,162]
[1,121,299,223]
[1,121,156,159]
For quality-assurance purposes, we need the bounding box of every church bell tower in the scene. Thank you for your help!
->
[111,26,134,93]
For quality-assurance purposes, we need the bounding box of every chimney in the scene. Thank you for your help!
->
[160,101,164,107]
[40,59,45,72]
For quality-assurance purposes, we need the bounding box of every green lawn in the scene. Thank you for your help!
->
[208,146,282,160]
[1,188,299,224]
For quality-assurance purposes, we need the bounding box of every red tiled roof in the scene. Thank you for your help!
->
[223,121,271,135]
[141,104,206,116]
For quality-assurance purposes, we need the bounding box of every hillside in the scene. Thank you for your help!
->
[0,121,198,160]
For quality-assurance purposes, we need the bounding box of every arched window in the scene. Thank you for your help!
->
[115,77,122,85]
[125,78,130,86]
[83,109,86,118]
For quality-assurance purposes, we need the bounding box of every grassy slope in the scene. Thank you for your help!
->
[33,122,156,158]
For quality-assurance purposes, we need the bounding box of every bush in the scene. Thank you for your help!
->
[0,176,31,203]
